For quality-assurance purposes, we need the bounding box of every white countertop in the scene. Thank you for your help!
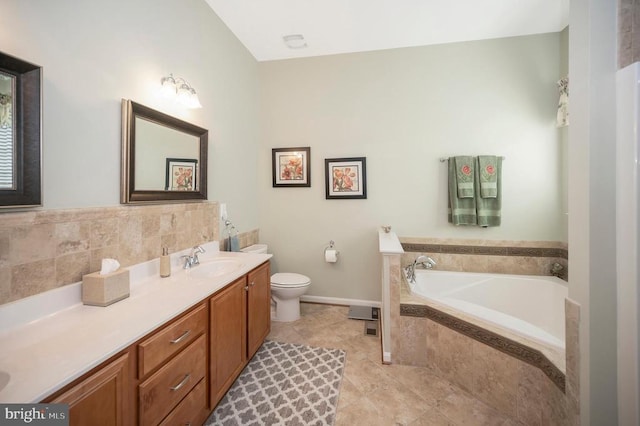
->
[0,242,272,403]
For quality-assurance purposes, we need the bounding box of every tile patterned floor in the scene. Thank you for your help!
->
[267,303,522,426]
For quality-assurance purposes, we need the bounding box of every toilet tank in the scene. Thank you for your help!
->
[240,244,268,254]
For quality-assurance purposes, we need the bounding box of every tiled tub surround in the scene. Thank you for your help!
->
[387,237,579,425]
[400,237,568,280]
[402,272,567,389]
[0,201,262,305]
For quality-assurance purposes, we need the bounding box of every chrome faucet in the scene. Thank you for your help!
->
[404,255,437,283]
[181,245,206,269]
[190,245,205,265]
[415,255,436,269]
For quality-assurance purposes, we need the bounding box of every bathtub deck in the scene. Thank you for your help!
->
[401,277,566,377]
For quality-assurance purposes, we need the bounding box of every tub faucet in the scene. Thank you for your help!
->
[404,256,436,283]
[415,255,436,270]
[181,245,206,269]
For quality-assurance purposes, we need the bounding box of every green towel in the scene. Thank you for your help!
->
[475,156,502,227]
[448,159,477,225]
[454,156,475,198]
[478,155,499,198]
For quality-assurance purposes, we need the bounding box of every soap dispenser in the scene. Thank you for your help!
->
[160,247,171,278]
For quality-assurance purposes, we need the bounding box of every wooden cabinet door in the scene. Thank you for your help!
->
[49,352,131,426]
[247,262,271,359]
[210,276,247,408]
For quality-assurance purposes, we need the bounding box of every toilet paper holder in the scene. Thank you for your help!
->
[324,240,339,262]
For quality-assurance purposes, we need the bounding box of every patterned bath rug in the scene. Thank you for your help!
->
[206,340,346,426]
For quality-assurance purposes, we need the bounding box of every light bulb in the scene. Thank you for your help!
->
[160,75,177,98]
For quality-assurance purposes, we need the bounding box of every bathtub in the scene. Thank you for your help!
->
[408,269,568,350]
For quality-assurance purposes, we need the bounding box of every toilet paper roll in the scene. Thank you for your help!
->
[325,249,338,263]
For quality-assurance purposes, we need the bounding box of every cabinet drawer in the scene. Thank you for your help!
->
[139,334,206,426]
[138,303,206,377]
[159,378,208,426]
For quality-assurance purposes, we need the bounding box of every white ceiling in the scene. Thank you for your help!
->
[204,0,570,62]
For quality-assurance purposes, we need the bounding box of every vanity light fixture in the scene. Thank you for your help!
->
[160,73,202,109]
[283,34,307,49]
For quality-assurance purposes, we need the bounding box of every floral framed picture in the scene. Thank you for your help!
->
[325,157,367,199]
[165,158,197,191]
[272,147,311,187]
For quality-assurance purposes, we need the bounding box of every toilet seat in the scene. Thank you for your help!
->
[271,273,310,288]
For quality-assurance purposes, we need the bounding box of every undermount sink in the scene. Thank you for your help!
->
[189,258,244,280]
[0,371,9,392]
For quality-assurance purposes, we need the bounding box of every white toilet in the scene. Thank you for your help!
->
[241,244,311,322]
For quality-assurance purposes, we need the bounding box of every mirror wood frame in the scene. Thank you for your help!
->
[0,51,42,209]
[121,99,208,204]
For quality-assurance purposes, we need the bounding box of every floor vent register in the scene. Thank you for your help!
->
[347,306,379,336]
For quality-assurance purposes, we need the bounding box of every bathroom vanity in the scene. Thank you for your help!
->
[209,263,270,409]
[0,243,271,425]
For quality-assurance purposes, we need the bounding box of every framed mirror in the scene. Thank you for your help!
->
[0,51,42,208]
[121,99,208,204]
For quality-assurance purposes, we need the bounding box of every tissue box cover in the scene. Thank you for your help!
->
[82,268,130,307]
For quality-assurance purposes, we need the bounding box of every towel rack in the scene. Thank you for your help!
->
[439,156,505,162]
[224,219,239,252]
[224,219,238,237]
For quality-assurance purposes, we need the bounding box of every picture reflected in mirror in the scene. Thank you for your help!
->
[133,117,200,191]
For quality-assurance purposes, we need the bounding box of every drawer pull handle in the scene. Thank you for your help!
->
[250,281,256,287]
[244,286,249,291]
[170,330,191,344]
[170,374,190,391]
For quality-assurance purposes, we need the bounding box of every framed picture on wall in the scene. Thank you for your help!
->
[324,157,367,199]
[165,158,198,191]
[272,147,311,187]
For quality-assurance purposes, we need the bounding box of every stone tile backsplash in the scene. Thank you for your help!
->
[0,202,259,305]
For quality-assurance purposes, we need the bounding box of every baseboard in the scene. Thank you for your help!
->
[300,295,381,308]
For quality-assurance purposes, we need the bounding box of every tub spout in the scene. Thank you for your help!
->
[415,255,436,270]
[405,256,437,283]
